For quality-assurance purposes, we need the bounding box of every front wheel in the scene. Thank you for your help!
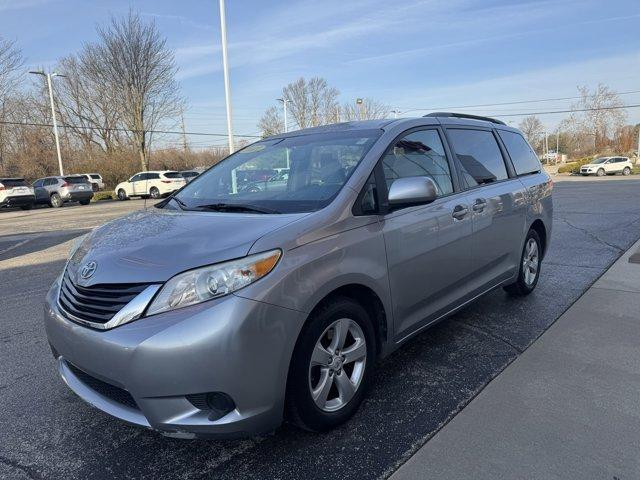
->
[596,168,605,176]
[117,189,128,201]
[286,297,376,432]
[504,229,542,296]
[623,167,631,176]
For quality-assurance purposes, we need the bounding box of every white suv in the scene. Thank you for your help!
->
[580,157,633,176]
[79,173,105,191]
[115,171,186,200]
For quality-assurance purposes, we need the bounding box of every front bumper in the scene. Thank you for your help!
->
[44,278,305,439]
[0,194,35,207]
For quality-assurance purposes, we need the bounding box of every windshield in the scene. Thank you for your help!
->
[174,129,382,213]
[591,158,608,164]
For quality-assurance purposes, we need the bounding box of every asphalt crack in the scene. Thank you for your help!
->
[455,320,524,354]
[558,217,625,253]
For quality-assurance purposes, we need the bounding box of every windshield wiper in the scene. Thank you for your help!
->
[192,203,280,214]
[169,196,188,209]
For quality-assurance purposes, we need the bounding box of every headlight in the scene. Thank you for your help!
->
[146,249,281,316]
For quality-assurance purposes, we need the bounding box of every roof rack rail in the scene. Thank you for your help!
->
[423,112,506,125]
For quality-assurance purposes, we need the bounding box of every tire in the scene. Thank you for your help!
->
[286,297,376,432]
[504,229,542,296]
[149,187,161,199]
[79,199,90,205]
[623,167,631,176]
[596,168,605,177]
[117,189,128,201]
[19,204,33,211]
[49,193,63,208]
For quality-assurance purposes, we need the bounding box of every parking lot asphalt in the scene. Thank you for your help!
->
[2,178,640,480]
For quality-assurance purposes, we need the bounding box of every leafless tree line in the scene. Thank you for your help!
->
[0,11,194,185]
[519,84,636,158]
[258,77,390,136]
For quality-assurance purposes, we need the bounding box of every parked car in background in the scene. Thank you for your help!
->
[115,171,186,200]
[33,176,94,207]
[45,113,552,438]
[580,156,633,176]
[0,178,36,210]
[78,173,105,191]
[180,169,203,183]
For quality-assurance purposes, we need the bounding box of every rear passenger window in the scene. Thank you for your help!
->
[147,173,160,180]
[382,129,453,196]
[497,130,541,176]
[447,129,508,187]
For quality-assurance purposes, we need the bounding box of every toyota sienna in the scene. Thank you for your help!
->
[44,113,553,439]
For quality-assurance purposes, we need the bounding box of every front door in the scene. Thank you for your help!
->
[380,128,475,340]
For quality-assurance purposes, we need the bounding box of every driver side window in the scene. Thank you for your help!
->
[382,129,453,196]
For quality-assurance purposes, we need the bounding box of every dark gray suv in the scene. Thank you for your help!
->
[44,113,552,438]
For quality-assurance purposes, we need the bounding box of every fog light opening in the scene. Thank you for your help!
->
[206,392,235,420]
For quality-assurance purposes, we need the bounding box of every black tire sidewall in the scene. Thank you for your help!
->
[286,297,376,431]
[518,230,542,293]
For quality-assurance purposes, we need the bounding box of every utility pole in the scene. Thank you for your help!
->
[218,0,235,154]
[277,98,288,133]
[180,113,188,152]
[30,70,65,176]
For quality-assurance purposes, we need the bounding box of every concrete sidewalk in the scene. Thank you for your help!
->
[391,239,640,480]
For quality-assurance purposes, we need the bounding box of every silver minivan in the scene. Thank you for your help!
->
[44,114,553,438]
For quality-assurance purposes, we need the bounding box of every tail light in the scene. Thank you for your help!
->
[61,182,69,188]
[0,183,5,191]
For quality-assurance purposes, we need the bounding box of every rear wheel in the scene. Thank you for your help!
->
[117,189,128,201]
[623,167,631,176]
[50,193,63,208]
[286,297,376,432]
[149,187,161,199]
[504,229,542,296]
[596,168,605,177]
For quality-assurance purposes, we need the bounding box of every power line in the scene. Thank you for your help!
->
[492,103,640,118]
[0,120,261,138]
[401,90,640,114]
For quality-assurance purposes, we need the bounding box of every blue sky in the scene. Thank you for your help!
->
[2,0,639,148]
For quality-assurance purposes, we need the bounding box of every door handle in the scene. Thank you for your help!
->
[452,205,469,220]
[472,198,487,212]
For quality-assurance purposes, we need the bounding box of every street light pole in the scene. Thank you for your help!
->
[277,98,288,133]
[218,0,234,154]
[356,98,364,120]
[30,71,64,176]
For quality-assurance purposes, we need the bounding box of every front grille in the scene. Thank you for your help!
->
[58,270,150,326]
[67,362,138,410]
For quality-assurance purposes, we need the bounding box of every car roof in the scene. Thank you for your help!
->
[268,113,520,140]
[0,177,26,181]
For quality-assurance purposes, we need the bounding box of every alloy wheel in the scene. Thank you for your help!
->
[308,318,367,412]
[522,238,539,286]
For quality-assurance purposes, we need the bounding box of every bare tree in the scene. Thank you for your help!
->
[0,37,23,168]
[518,116,544,146]
[87,11,183,170]
[55,55,124,155]
[566,84,626,151]
[282,77,339,129]
[341,97,389,121]
[258,106,283,137]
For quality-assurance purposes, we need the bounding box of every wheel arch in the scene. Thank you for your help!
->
[529,219,547,258]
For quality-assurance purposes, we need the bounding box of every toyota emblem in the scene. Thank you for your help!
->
[80,261,97,279]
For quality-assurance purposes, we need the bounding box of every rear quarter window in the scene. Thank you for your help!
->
[65,176,89,184]
[497,130,541,176]
[163,172,183,178]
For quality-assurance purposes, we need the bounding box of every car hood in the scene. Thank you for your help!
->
[67,208,306,285]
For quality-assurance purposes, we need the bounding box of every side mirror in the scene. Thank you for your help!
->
[388,176,438,209]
